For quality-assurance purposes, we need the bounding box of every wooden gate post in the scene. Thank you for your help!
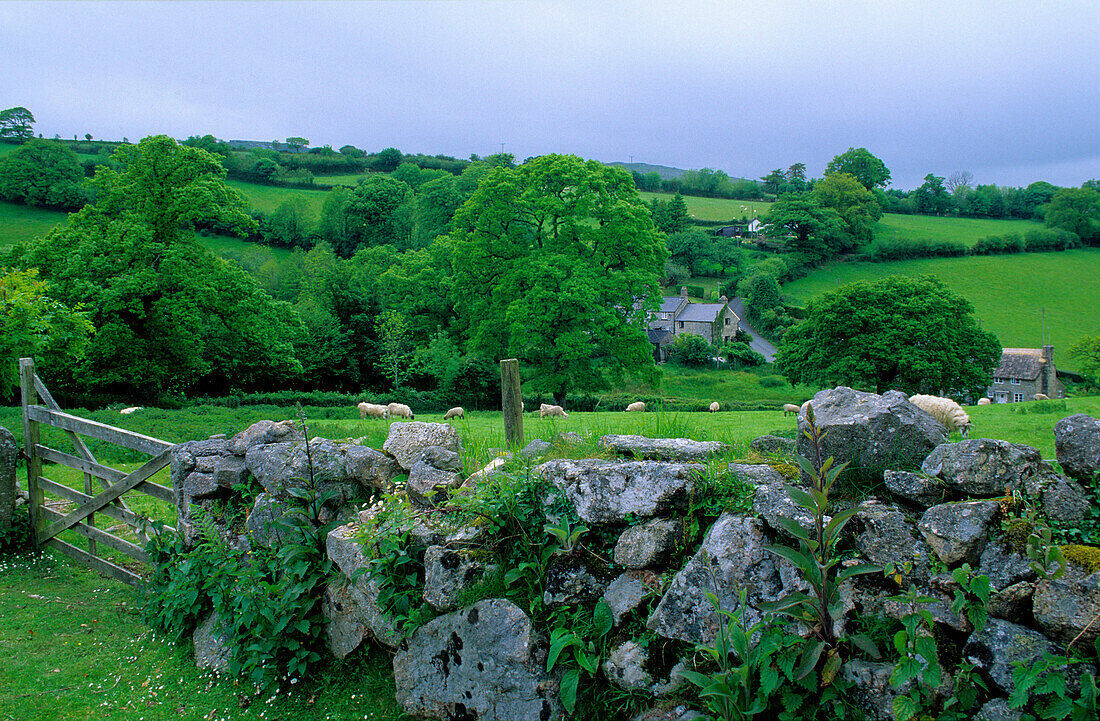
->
[19,358,43,545]
[500,359,523,447]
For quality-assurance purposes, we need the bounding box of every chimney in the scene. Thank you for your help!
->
[1042,345,1054,363]
[680,286,688,297]
[1041,345,1054,396]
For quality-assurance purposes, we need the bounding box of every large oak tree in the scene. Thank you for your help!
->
[450,154,667,405]
[775,275,1000,399]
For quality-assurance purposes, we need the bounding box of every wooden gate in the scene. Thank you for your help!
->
[19,357,176,586]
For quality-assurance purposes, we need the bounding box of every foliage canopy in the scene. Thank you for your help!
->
[776,275,1001,398]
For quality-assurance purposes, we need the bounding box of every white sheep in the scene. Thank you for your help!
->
[625,401,646,412]
[387,402,415,420]
[540,403,569,419]
[358,402,389,419]
[977,397,992,406]
[119,406,143,415]
[782,403,801,416]
[444,406,465,420]
[908,394,971,438]
[709,401,720,413]
[1033,393,1050,401]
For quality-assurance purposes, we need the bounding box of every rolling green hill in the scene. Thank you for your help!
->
[874,213,1041,247]
[782,249,1100,371]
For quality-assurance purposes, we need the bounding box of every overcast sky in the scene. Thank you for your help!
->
[3,1,1098,189]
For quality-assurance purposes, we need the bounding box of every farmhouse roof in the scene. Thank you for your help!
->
[678,303,728,323]
[647,328,674,345]
[659,296,686,313]
[995,348,1046,380]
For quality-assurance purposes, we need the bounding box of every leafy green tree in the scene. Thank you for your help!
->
[0,267,94,399]
[338,145,364,158]
[1046,187,1100,244]
[316,186,353,250]
[913,173,953,215]
[776,275,1001,397]
[375,147,403,172]
[285,137,309,153]
[812,172,883,247]
[451,154,667,405]
[21,136,302,400]
[650,193,690,234]
[761,168,786,195]
[747,272,781,318]
[377,309,414,390]
[0,107,35,141]
[763,192,846,259]
[341,175,414,256]
[786,162,807,185]
[0,139,88,209]
[825,147,891,190]
[1067,335,1100,386]
[414,174,462,246]
[668,333,713,367]
[263,196,316,249]
[182,134,230,157]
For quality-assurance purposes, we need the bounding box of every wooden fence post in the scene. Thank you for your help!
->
[500,359,523,447]
[19,358,42,546]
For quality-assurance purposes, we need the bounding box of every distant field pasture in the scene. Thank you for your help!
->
[782,248,1100,371]
[874,213,1042,247]
[0,201,67,249]
[637,191,773,222]
[225,179,330,215]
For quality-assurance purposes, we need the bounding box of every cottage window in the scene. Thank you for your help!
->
[993,377,1003,384]
[725,317,730,325]
[1011,378,1021,385]
[1013,393,1023,403]
[678,321,683,329]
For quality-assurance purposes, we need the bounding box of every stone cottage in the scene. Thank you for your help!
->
[647,286,740,355]
[987,345,1065,402]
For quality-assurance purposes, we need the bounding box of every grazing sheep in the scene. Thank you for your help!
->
[119,406,143,415]
[387,402,415,420]
[625,401,646,413]
[977,397,992,406]
[908,394,971,438]
[1033,393,1050,401]
[709,401,720,413]
[782,403,801,416]
[358,402,389,419]
[539,403,568,419]
[443,406,465,420]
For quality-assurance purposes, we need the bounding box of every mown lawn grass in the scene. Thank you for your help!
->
[782,248,1100,373]
[874,213,1042,247]
[636,192,773,222]
[0,200,68,249]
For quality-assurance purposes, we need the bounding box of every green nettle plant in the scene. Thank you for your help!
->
[1010,645,1100,720]
[760,406,881,684]
[546,600,615,714]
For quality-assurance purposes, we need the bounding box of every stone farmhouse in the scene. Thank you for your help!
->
[646,287,741,362]
[986,345,1065,402]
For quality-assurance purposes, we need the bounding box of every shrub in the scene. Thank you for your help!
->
[1024,227,1080,252]
[668,333,714,367]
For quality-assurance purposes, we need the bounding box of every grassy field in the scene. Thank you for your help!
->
[782,248,1100,371]
[637,192,773,222]
[313,173,370,187]
[226,180,331,215]
[0,200,68,249]
[874,213,1042,247]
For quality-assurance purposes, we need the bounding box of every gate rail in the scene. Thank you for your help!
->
[19,357,175,586]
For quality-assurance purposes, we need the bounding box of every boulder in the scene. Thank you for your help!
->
[344,445,403,492]
[193,612,231,673]
[884,469,948,508]
[799,387,945,480]
[226,419,301,455]
[422,546,498,612]
[629,705,705,721]
[749,434,796,456]
[754,481,827,540]
[647,515,791,645]
[405,461,463,506]
[921,439,1052,497]
[1030,474,1090,524]
[603,572,654,626]
[854,501,930,580]
[382,422,463,470]
[1054,413,1100,483]
[245,439,360,506]
[987,581,1034,623]
[728,462,787,487]
[975,698,1023,721]
[963,617,1065,694]
[393,599,561,721]
[918,500,1000,566]
[323,579,378,658]
[840,660,907,721]
[181,471,219,500]
[1032,564,1100,647]
[598,435,728,462]
[978,541,1036,592]
[245,493,310,548]
[0,426,20,529]
[418,445,463,472]
[521,439,552,459]
[613,518,682,569]
[538,459,701,524]
[325,523,404,648]
[212,455,249,489]
[602,640,686,696]
[543,554,612,607]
